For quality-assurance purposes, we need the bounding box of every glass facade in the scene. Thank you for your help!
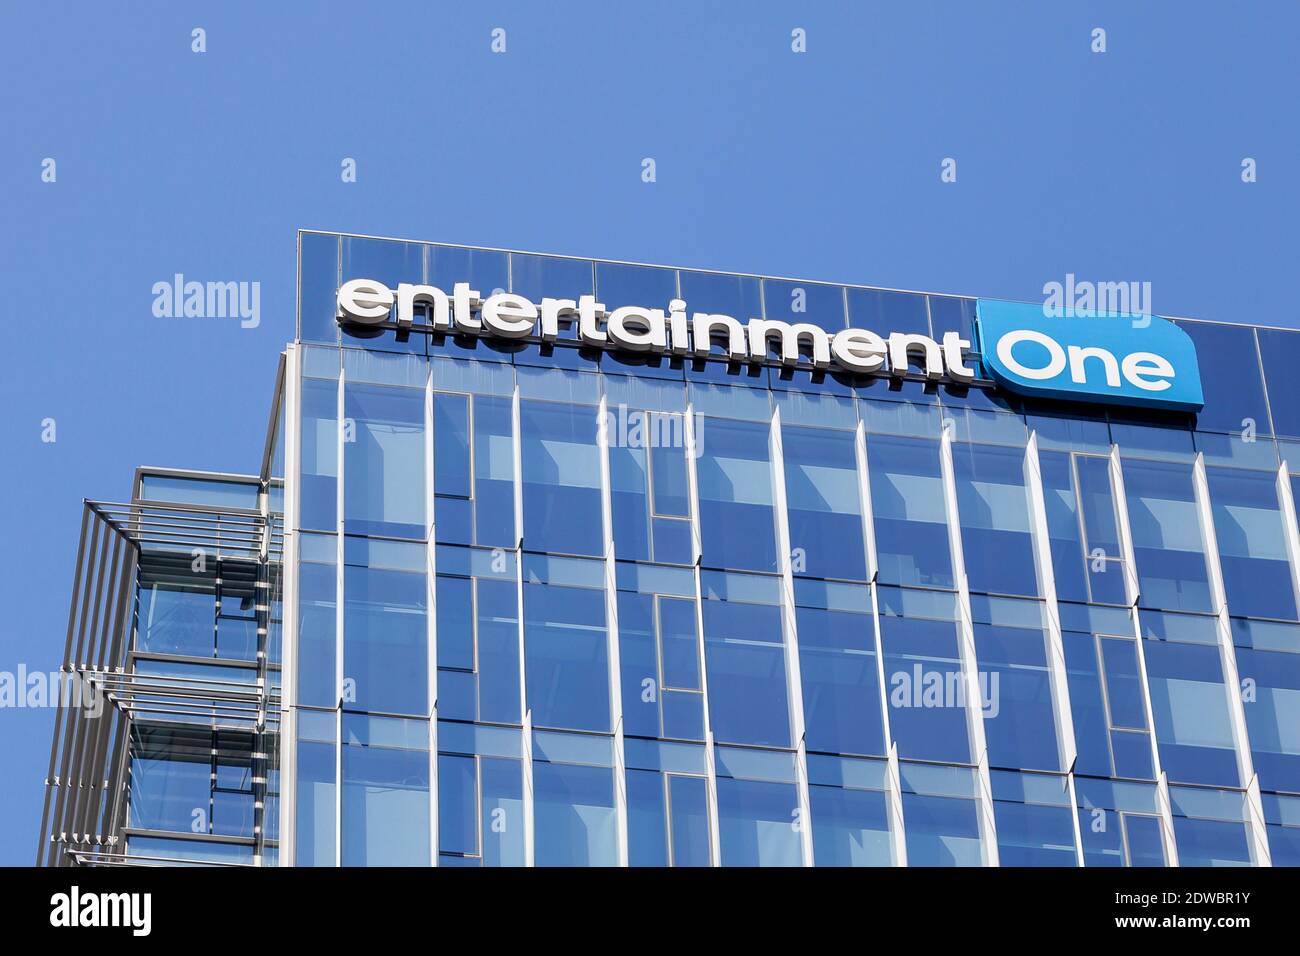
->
[40,230,1300,868]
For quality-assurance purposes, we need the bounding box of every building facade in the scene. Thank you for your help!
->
[38,229,1300,866]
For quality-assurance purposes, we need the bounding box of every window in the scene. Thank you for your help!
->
[1064,625,1156,780]
[715,747,802,866]
[300,375,339,532]
[436,726,526,867]
[701,572,790,748]
[1144,632,1240,787]
[1206,467,1296,620]
[952,443,1039,597]
[340,715,430,867]
[795,584,885,757]
[625,744,712,868]
[866,435,953,589]
[1039,452,1128,605]
[435,546,521,725]
[618,581,704,741]
[696,417,779,573]
[782,424,867,581]
[899,763,983,866]
[343,539,428,717]
[522,557,609,733]
[609,409,694,565]
[991,771,1077,866]
[520,400,603,557]
[432,392,516,548]
[879,588,972,764]
[807,755,892,866]
[344,382,426,539]
[532,732,618,866]
[1123,458,1213,613]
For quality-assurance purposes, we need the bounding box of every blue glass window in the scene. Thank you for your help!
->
[899,763,982,866]
[847,288,930,337]
[1144,638,1240,786]
[297,548,337,709]
[764,279,846,334]
[340,715,430,867]
[435,548,521,725]
[626,770,712,867]
[976,620,1061,772]
[343,543,427,717]
[715,748,802,866]
[523,560,609,733]
[1236,647,1300,794]
[866,435,953,588]
[1206,467,1296,620]
[701,574,790,748]
[1259,329,1300,439]
[618,590,704,741]
[344,383,426,539]
[299,231,340,344]
[300,376,339,533]
[696,417,778,573]
[1123,458,1213,613]
[520,400,603,557]
[796,595,886,757]
[432,392,516,549]
[532,733,618,866]
[879,590,972,764]
[807,755,892,866]
[782,425,867,581]
[1180,322,1267,437]
[953,443,1038,597]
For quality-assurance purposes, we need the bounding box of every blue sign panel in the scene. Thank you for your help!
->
[975,299,1204,412]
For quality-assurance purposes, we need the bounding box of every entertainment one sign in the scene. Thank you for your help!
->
[335,278,1205,412]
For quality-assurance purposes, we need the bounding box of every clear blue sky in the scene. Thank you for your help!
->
[1,1,1297,863]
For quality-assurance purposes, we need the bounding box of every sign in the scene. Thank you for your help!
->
[336,278,977,382]
[975,299,1204,412]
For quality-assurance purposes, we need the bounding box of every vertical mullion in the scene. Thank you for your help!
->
[684,404,722,867]
[938,422,999,865]
[279,344,301,866]
[334,367,346,868]
[426,367,440,866]
[597,394,629,866]
[769,406,814,866]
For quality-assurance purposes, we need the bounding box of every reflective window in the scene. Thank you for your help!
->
[609,410,693,565]
[619,587,704,741]
[1206,466,1296,620]
[533,732,618,866]
[1180,322,1267,437]
[697,417,778,573]
[1040,452,1128,605]
[523,557,609,733]
[1064,626,1155,780]
[435,546,520,725]
[432,391,516,549]
[975,615,1061,772]
[796,586,885,757]
[1258,329,1300,439]
[953,443,1038,597]
[1144,636,1240,787]
[808,755,892,866]
[992,771,1077,866]
[879,588,972,764]
[1236,647,1300,794]
[627,769,712,867]
[783,425,867,581]
[344,382,426,539]
[299,375,339,532]
[341,715,429,867]
[701,573,790,748]
[1123,458,1213,613]
[343,540,427,716]
[900,763,983,866]
[715,748,802,866]
[866,435,953,588]
[520,400,603,556]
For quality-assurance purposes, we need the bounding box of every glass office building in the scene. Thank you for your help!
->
[37,229,1300,866]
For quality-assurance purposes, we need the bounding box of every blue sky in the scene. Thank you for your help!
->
[1,1,1297,863]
